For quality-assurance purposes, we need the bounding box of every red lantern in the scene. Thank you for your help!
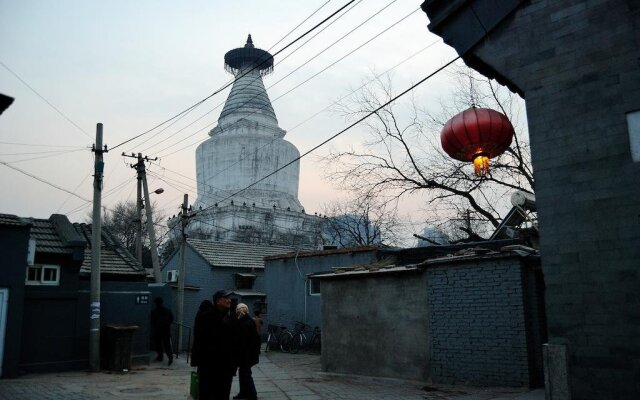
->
[440,107,514,177]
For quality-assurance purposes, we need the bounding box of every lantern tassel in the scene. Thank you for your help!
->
[473,154,490,177]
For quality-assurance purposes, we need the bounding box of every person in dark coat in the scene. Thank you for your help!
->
[150,297,174,365]
[192,290,236,400]
[232,303,260,400]
[190,299,213,369]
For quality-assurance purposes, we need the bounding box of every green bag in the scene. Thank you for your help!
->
[190,370,199,399]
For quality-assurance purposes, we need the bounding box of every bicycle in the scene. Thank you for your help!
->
[289,322,321,354]
[265,324,292,352]
[309,326,321,353]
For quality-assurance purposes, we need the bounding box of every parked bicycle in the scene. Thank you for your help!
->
[265,324,292,352]
[288,322,321,354]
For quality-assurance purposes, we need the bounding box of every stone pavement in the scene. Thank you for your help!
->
[0,351,544,400]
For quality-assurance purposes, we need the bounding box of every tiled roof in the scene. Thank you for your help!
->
[187,239,293,269]
[0,213,30,227]
[311,245,540,280]
[31,218,69,254]
[264,245,380,261]
[74,223,147,278]
[230,290,265,297]
[310,264,421,280]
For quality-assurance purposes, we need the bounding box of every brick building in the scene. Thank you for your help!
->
[421,1,640,398]
[0,213,150,376]
[313,245,545,386]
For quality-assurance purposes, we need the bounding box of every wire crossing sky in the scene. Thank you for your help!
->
[0,0,462,230]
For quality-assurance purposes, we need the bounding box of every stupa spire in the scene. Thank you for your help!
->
[215,35,281,134]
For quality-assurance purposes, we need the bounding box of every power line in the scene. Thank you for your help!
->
[265,0,401,95]
[287,40,440,132]
[2,148,89,164]
[267,0,364,66]
[203,56,461,214]
[0,61,93,141]
[147,168,281,212]
[129,0,359,154]
[0,148,86,156]
[155,6,420,159]
[0,161,92,202]
[110,0,357,151]
[153,185,323,238]
[145,171,323,236]
[149,1,395,156]
[63,173,137,216]
[267,1,333,51]
[0,141,85,148]
[137,0,364,154]
[57,173,92,213]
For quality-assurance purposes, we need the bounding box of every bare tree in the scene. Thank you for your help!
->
[87,200,167,268]
[323,196,400,247]
[323,67,534,241]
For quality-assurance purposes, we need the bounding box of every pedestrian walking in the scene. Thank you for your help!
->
[232,303,260,400]
[150,297,174,365]
[192,290,236,400]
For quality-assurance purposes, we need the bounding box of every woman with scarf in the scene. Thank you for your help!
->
[232,303,260,400]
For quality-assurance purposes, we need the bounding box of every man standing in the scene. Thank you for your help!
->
[193,290,235,400]
[150,297,174,365]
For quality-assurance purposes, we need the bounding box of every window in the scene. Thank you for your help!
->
[234,273,256,290]
[309,278,321,295]
[25,265,60,286]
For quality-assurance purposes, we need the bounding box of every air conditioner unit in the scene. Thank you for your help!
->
[167,270,179,283]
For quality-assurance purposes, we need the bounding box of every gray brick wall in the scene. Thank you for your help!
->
[320,271,430,381]
[424,1,640,397]
[427,258,530,387]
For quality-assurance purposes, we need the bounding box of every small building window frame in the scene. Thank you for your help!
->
[308,278,321,296]
[26,264,60,286]
[234,273,256,290]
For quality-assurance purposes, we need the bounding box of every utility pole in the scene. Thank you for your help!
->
[135,155,143,264]
[90,123,107,372]
[123,152,162,282]
[176,194,188,352]
[141,163,161,283]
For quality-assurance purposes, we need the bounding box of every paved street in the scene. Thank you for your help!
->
[0,351,543,400]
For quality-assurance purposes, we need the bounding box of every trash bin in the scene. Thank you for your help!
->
[101,325,139,371]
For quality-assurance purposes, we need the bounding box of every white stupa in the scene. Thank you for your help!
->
[169,35,322,248]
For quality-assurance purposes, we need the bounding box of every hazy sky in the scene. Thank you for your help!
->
[0,0,463,235]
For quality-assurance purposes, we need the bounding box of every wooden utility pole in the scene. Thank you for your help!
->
[135,155,143,263]
[176,194,188,351]
[136,153,144,264]
[90,123,106,372]
[141,162,161,282]
[123,152,162,282]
